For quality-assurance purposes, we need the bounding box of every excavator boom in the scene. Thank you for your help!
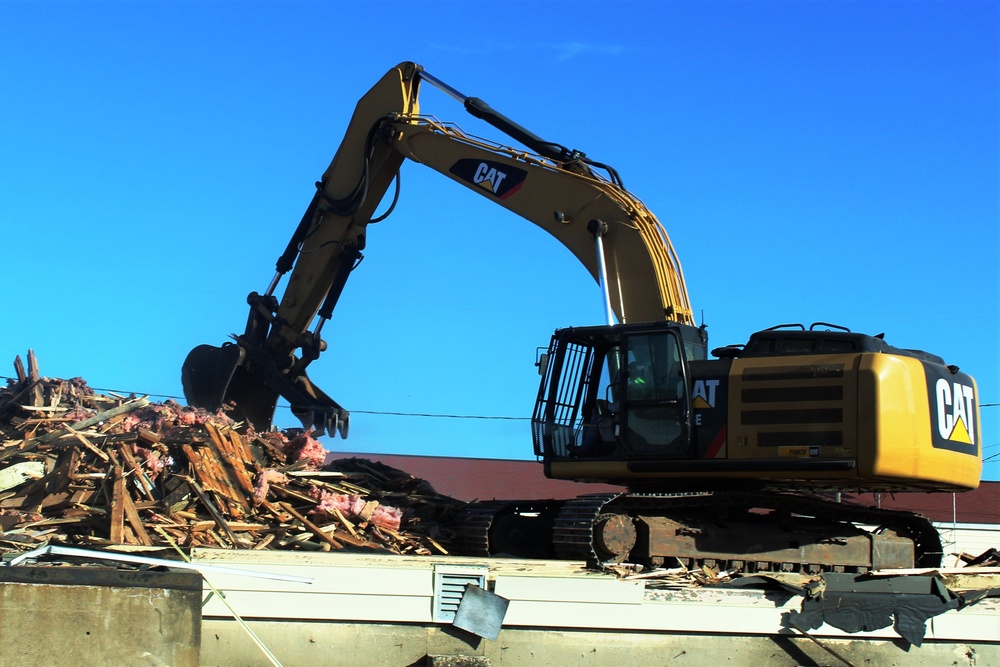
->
[183,62,693,434]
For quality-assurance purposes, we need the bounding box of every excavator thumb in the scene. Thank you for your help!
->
[181,342,348,439]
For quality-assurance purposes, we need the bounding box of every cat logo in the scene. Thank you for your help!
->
[449,159,527,200]
[692,379,719,409]
[473,163,508,194]
[935,378,976,445]
[925,362,979,456]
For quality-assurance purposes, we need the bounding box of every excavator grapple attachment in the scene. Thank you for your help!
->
[182,341,349,439]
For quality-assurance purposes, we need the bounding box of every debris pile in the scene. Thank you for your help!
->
[0,351,464,556]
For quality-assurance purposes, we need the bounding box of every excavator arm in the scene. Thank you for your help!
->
[182,62,693,436]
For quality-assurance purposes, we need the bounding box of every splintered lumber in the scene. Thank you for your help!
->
[116,443,154,501]
[3,397,150,461]
[0,353,466,557]
[280,502,344,550]
[205,422,257,497]
[181,443,250,519]
[109,466,126,544]
[182,475,243,546]
[65,428,110,462]
[121,487,153,546]
[27,350,43,407]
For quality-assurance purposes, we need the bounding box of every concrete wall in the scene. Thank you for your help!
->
[201,619,998,667]
[192,548,1000,666]
[0,566,202,667]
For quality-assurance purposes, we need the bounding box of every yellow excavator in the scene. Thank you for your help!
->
[183,62,981,572]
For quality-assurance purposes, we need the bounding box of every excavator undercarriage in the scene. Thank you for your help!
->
[455,492,942,573]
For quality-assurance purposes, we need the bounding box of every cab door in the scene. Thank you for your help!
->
[621,330,693,457]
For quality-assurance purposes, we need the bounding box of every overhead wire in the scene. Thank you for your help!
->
[347,409,528,421]
[2,377,993,427]
[0,376,531,422]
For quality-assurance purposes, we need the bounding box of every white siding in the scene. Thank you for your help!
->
[934,522,1000,564]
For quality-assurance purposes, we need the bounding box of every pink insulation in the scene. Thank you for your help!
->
[253,470,289,506]
[284,429,327,467]
[119,400,234,438]
[309,487,403,531]
[130,444,170,480]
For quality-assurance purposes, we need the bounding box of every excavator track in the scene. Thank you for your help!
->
[551,493,624,562]
[455,491,942,574]
[456,499,561,560]
[549,491,942,573]
[454,501,510,557]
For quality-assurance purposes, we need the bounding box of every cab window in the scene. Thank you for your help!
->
[625,333,684,402]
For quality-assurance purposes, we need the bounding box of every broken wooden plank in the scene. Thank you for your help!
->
[61,428,111,462]
[45,447,81,496]
[280,502,345,550]
[136,429,160,445]
[27,350,43,408]
[182,475,243,547]
[117,443,155,502]
[7,396,150,460]
[109,466,126,544]
[204,422,257,497]
[269,484,317,504]
[252,533,277,550]
[182,442,249,518]
[12,355,26,384]
[331,508,358,537]
[121,488,153,546]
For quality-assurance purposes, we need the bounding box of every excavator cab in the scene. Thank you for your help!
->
[533,321,707,467]
[536,321,981,494]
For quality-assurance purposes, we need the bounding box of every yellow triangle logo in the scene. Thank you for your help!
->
[477,178,495,193]
[692,396,711,409]
[948,417,973,444]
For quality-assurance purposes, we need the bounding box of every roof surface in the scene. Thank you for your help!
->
[329,452,999,525]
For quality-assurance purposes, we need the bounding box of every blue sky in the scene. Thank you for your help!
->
[3,1,998,480]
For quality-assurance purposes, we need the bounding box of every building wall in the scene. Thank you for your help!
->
[934,522,1000,563]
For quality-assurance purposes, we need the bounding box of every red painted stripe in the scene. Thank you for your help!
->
[704,424,727,459]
